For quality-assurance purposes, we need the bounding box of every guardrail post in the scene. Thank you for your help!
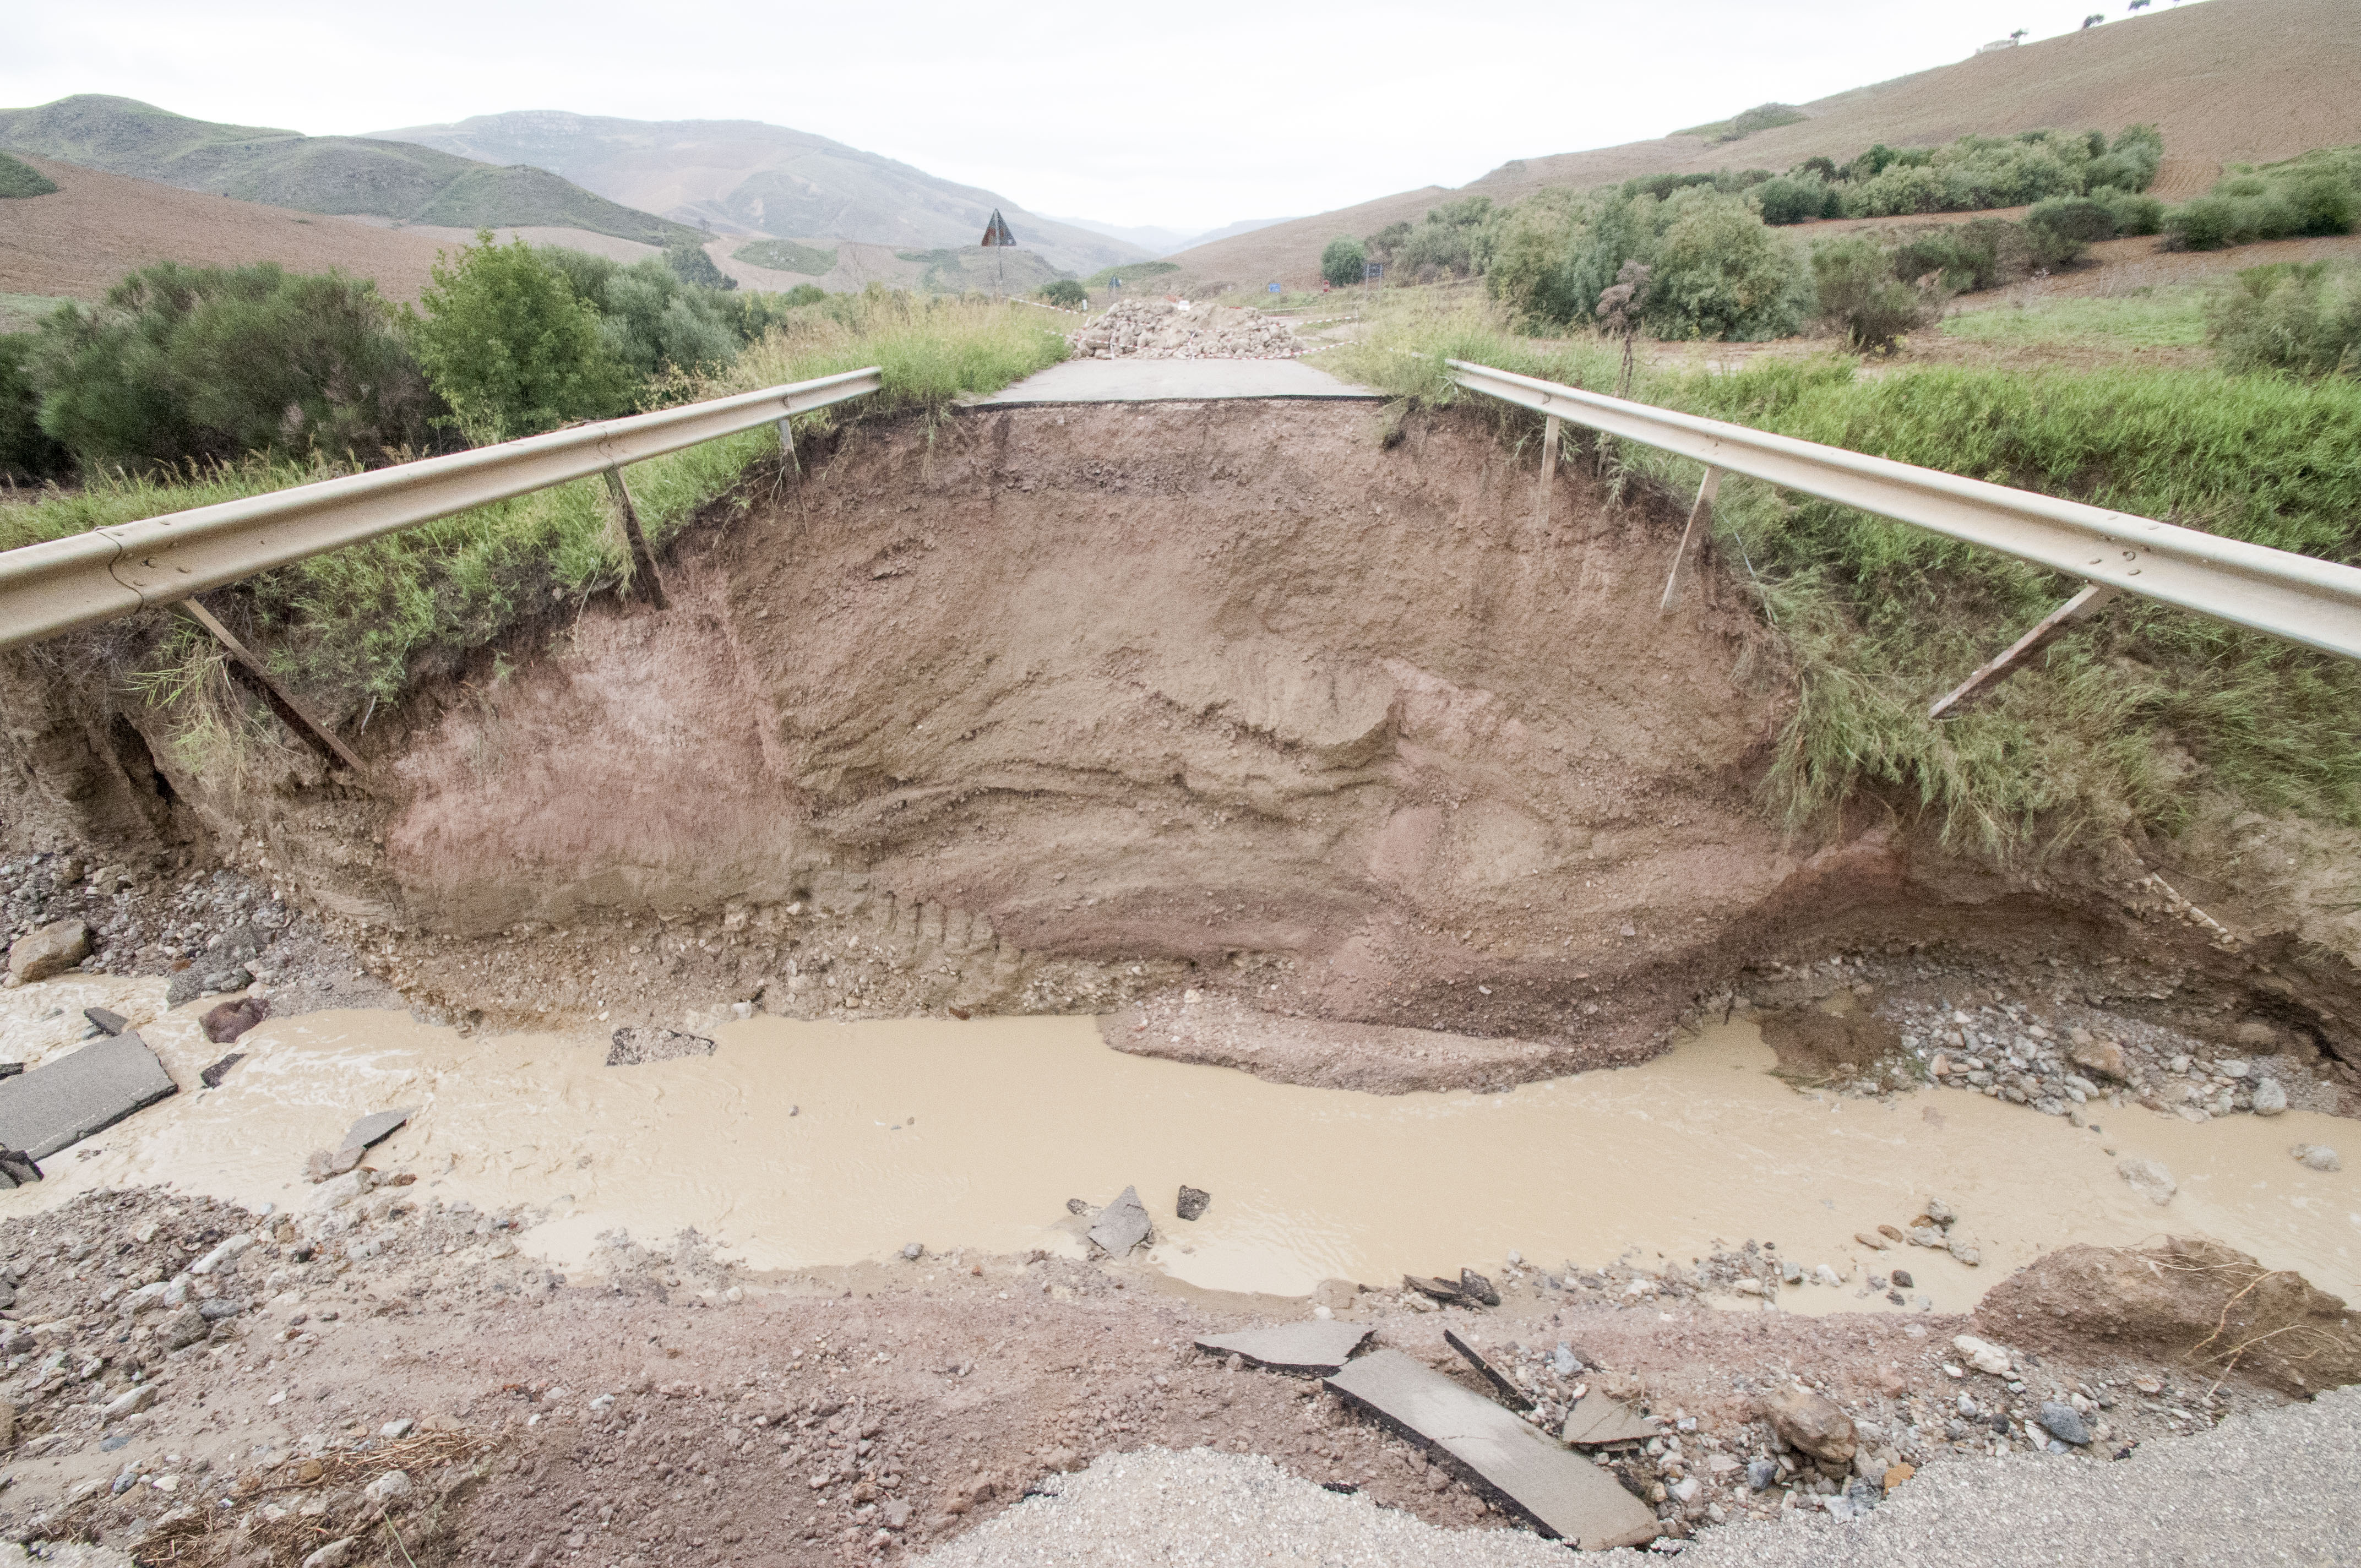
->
[1533,415,1562,530]
[601,469,670,611]
[181,601,367,776]
[1656,466,1724,615]
[1928,581,2120,719]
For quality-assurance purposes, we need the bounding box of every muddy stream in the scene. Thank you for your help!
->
[2,975,2354,1313]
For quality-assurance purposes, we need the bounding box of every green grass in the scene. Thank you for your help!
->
[734,240,839,276]
[1940,288,2212,350]
[1,293,1070,762]
[0,151,58,199]
[1083,260,1180,290]
[1325,298,2361,856]
[0,293,74,331]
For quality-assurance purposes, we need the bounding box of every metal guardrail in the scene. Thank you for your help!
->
[1450,360,2361,664]
[0,367,884,651]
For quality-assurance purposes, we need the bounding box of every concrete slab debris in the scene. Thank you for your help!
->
[1193,1321,1372,1373]
[1559,1396,1658,1446]
[83,1008,128,1037]
[1324,1349,1659,1550]
[1176,1184,1211,1221]
[606,1027,716,1066]
[340,1107,418,1153]
[1403,1275,1464,1304]
[1458,1268,1501,1308]
[199,1053,244,1089]
[0,1031,177,1159]
[1086,1186,1152,1256]
[0,1150,41,1189]
[1444,1329,1530,1408]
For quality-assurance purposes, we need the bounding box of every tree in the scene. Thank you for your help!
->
[1320,235,1368,290]
[2010,28,2028,40]
[1041,279,1087,308]
[2082,13,2104,28]
[407,231,627,443]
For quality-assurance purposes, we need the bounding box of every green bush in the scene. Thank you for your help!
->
[1812,236,1928,351]
[541,248,741,385]
[2164,147,2361,250]
[0,334,69,481]
[661,243,736,291]
[2101,191,2166,235]
[1754,173,1841,226]
[1040,279,1087,308]
[1320,235,1369,289]
[2210,262,2361,376]
[1889,221,2021,293]
[30,262,435,475]
[406,231,628,442]
[1644,190,1809,340]
[0,152,59,199]
[781,284,828,308]
[1756,126,2162,224]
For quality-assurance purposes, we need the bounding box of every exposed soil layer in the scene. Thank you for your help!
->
[4,400,2357,1084]
[0,1185,2308,1567]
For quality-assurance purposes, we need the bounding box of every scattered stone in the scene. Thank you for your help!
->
[199,1053,244,1089]
[1402,1275,1465,1305]
[200,967,252,995]
[301,1539,356,1568]
[1085,1186,1151,1256]
[0,1031,177,1158]
[380,1419,416,1439]
[1745,1458,1777,1491]
[2069,1038,2129,1083]
[2294,1144,2341,1173]
[101,1384,155,1421]
[1945,1233,1983,1267]
[900,1242,924,1261]
[1890,1268,1913,1289]
[340,1107,417,1153]
[1457,1268,1500,1308]
[1763,1386,1857,1464]
[605,1027,716,1066]
[1883,1462,1916,1490]
[1175,1185,1211,1222]
[199,995,268,1044]
[2251,1080,2288,1116]
[164,969,206,1008]
[2118,1157,2178,1206]
[1854,1231,1889,1251]
[1562,1396,1657,1446]
[1068,299,1307,362]
[1325,1349,1659,1549]
[1064,1199,1093,1216]
[306,1146,364,1182]
[363,1470,412,1504]
[83,1008,128,1037]
[1952,1335,2014,1377]
[1193,1321,1372,1373]
[7,919,91,983]
[161,1306,208,1350]
[1813,1264,1842,1287]
[2036,1401,2091,1445]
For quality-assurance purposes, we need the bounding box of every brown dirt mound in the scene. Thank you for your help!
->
[1757,997,1906,1086]
[1976,1237,2361,1396]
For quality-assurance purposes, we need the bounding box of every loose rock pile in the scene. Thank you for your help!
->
[1067,300,1306,360]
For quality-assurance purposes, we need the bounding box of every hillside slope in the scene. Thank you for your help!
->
[1169,0,2361,287]
[372,110,1149,276]
[0,154,447,304]
[0,96,700,247]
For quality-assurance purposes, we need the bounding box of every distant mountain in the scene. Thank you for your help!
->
[1045,213,1298,257]
[373,110,1154,276]
[0,95,700,247]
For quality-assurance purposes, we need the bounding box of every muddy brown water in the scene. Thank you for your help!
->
[2,974,2354,1314]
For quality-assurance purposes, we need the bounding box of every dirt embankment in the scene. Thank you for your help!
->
[3,400,2354,1083]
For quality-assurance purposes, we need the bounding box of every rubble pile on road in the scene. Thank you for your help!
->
[1067,300,1307,360]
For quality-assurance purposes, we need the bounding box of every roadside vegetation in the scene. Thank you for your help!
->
[2166,146,2361,251]
[1324,298,2361,855]
[735,239,838,276]
[0,152,57,199]
[0,247,1068,769]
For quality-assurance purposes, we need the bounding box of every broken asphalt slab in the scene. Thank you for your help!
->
[339,1107,417,1153]
[1444,1329,1531,1408]
[0,1032,177,1159]
[1560,1396,1658,1447]
[1194,1321,1373,1373]
[1324,1349,1660,1550]
[1086,1186,1152,1256]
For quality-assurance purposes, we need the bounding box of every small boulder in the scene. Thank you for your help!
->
[2294,1145,2341,1173]
[165,968,206,1008]
[2069,1038,2129,1083]
[200,995,268,1044]
[2251,1080,2288,1116]
[1952,1335,2013,1376]
[2036,1401,2091,1445]
[2118,1157,2177,1206]
[302,1539,356,1568]
[1889,1268,1913,1289]
[1763,1386,1857,1463]
[1458,1267,1500,1308]
[1945,1234,1982,1267]
[363,1469,412,1505]
[161,1305,209,1350]
[1176,1185,1211,1222]
[8,919,91,983]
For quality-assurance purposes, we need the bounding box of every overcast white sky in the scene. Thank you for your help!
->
[6,1,2207,232]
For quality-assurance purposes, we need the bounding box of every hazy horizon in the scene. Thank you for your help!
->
[5,0,2217,234]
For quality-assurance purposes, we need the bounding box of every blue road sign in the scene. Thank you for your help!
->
[1364,263,1383,281]
[1268,282,1282,293]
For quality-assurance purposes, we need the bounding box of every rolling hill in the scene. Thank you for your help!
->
[1166,0,2361,288]
[0,96,702,248]
[0,153,449,306]
[372,110,1151,277]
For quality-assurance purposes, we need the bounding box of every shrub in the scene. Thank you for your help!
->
[1320,235,1368,288]
[0,152,59,200]
[30,262,434,475]
[2027,196,2117,249]
[782,284,828,308]
[2211,262,2361,376]
[661,243,736,291]
[542,248,741,385]
[1755,173,1841,226]
[2101,191,2166,235]
[406,231,628,442]
[1890,223,2017,293]
[1040,279,1087,308]
[0,333,69,481]
[1813,236,1930,351]
[2164,148,2361,250]
[1645,190,1810,341]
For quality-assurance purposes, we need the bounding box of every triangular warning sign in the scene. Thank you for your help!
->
[980,208,1017,247]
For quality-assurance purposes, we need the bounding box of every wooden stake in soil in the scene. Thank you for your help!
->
[602,467,670,609]
[1656,465,1724,615]
[181,600,366,776]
